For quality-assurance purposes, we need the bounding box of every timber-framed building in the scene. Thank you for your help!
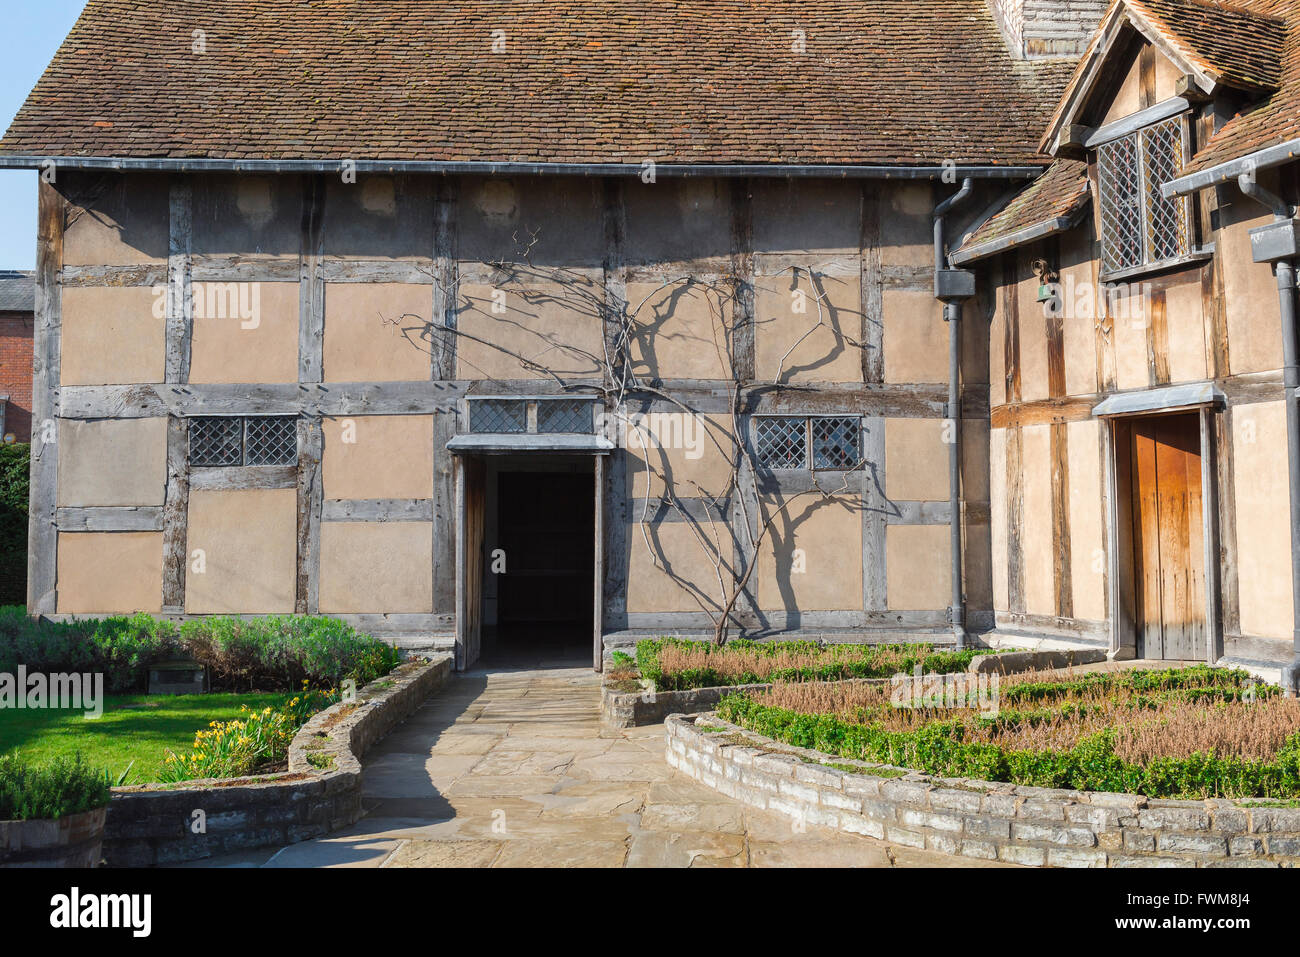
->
[2,0,1299,686]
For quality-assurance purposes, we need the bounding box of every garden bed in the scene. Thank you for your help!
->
[0,693,294,783]
[0,609,408,785]
[103,654,453,867]
[668,711,1300,867]
[601,639,1079,730]
[718,666,1297,799]
[664,665,1300,867]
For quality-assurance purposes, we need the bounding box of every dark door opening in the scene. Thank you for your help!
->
[1129,413,1205,660]
[482,468,596,665]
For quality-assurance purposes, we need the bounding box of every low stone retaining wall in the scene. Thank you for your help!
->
[604,649,1105,730]
[666,712,1300,868]
[602,681,774,730]
[103,654,453,867]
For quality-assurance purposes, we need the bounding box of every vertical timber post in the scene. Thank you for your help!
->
[27,180,64,616]
[161,178,193,615]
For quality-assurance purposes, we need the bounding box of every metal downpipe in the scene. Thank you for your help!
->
[946,300,966,647]
[934,178,974,649]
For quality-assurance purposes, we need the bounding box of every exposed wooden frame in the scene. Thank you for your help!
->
[161,179,195,613]
[189,465,298,491]
[165,180,193,385]
[161,417,191,612]
[431,178,459,380]
[295,417,324,614]
[28,184,64,615]
[729,178,755,382]
[322,498,434,523]
[860,185,884,384]
[299,175,326,384]
[56,507,164,532]
[60,382,467,419]
[861,416,888,613]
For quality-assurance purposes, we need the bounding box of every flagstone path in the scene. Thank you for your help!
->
[194,664,1011,868]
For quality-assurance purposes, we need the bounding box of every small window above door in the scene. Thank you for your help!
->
[467,397,598,436]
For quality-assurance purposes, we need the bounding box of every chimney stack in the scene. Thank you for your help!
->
[988,0,1108,59]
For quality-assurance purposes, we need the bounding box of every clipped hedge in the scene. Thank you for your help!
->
[0,608,402,693]
[634,637,995,692]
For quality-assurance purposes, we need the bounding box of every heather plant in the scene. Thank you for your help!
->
[635,637,995,691]
[719,666,1300,799]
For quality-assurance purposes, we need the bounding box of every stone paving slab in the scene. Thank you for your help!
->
[191,663,1014,869]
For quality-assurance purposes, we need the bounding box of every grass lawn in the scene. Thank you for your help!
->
[0,692,291,784]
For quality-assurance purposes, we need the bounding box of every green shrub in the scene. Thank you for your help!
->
[178,616,402,690]
[0,444,28,606]
[0,608,401,693]
[0,752,112,820]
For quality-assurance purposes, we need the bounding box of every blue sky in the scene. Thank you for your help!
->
[0,2,90,271]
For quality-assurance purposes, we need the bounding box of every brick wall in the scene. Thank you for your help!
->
[0,311,33,440]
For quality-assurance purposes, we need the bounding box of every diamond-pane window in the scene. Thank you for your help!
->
[470,400,527,434]
[537,399,593,434]
[1141,117,1190,263]
[190,416,297,467]
[1098,116,1190,275]
[754,417,807,470]
[811,417,861,470]
[190,417,243,467]
[245,417,298,465]
[1099,136,1143,273]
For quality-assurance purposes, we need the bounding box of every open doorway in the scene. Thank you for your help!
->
[1127,412,1206,660]
[479,458,597,667]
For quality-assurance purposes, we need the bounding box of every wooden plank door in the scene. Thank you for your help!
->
[1130,414,1205,659]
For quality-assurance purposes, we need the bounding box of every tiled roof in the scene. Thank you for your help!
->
[1179,0,1300,174]
[0,271,34,313]
[1130,0,1288,91]
[951,160,1090,263]
[0,0,1074,167]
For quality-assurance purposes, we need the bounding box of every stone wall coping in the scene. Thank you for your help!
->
[666,712,1300,868]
